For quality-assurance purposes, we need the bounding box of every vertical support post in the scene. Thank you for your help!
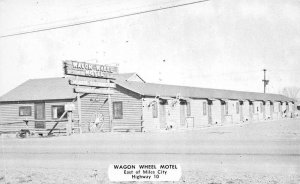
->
[107,79,113,132]
[262,101,266,120]
[77,93,82,127]
[76,76,82,133]
[67,111,72,135]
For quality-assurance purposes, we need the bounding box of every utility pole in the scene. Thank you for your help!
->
[262,69,269,93]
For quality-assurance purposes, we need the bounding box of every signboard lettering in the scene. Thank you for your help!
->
[74,87,114,94]
[63,61,118,79]
[69,80,116,88]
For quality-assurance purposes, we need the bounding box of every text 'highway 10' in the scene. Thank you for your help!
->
[108,164,182,181]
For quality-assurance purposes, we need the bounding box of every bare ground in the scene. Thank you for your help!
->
[0,118,300,184]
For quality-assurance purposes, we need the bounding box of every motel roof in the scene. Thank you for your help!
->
[0,78,75,102]
[0,76,295,103]
[0,73,142,102]
[114,80,294,102]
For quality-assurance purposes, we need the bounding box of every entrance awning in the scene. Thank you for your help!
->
[207,98,218,101]
[178,97,191,102]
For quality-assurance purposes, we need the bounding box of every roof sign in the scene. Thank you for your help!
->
[63,60,118,79]
[69,79,116,88]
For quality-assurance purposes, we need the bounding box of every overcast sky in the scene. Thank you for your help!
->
[0,0,299,97]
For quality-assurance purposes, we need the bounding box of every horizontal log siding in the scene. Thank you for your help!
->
[111,86,142,132]
[190,99,209,127]
[45,101,69,130]
[78,93,109,132]
[142,98,160,131]
[78,86,142,132]
[0,103,35,132]
[0,100,73,132]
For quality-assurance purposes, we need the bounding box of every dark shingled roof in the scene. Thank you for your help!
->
[0,76,294,103]
[0,78,75,102]
[114,80,294,102]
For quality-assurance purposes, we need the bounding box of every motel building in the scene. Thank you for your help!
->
[0,61,296,135]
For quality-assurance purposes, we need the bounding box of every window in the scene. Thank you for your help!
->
[187,102,191,117]
[152,101,158,118]
[203,102,207,115]
[113,102,123,119]
[236,102,239,114]
[52,105,67,119]
[19,106,32,116]
[286,103,289,112]
[225,102,229,115]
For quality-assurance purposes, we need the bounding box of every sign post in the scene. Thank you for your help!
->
[63,60,118,133]
[107,79,113,132]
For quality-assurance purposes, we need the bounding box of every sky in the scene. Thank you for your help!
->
[0,0,299,97]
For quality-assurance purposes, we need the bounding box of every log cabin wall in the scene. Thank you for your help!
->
[0,99,73,132]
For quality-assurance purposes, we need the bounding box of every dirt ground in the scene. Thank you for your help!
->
[0,118,300,184]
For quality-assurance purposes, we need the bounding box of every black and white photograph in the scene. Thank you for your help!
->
[0,0,300,183]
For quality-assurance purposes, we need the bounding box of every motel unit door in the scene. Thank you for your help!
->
[180,101,186,127]
[208,102,212,125]
[159,100,167,129]
[240,101,243,122]
[34,102,46,129]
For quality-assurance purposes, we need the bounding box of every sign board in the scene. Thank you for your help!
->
[74,87,114,94]
[69,80,116,88]
[63,60,118,79]
[65,103,75,111]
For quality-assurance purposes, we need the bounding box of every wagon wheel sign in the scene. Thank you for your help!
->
[89,113,104,132]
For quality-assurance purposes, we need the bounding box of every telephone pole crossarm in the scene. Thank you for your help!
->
[262,69,269,93]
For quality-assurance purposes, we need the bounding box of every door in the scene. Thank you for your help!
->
[180,101,186,127]
[34,103,45,129]
[208,103,212,125]
[240,102,243,122]
[159,101,167,129]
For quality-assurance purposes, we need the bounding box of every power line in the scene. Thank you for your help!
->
[0,0,210,38]
[3,0,166,33]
